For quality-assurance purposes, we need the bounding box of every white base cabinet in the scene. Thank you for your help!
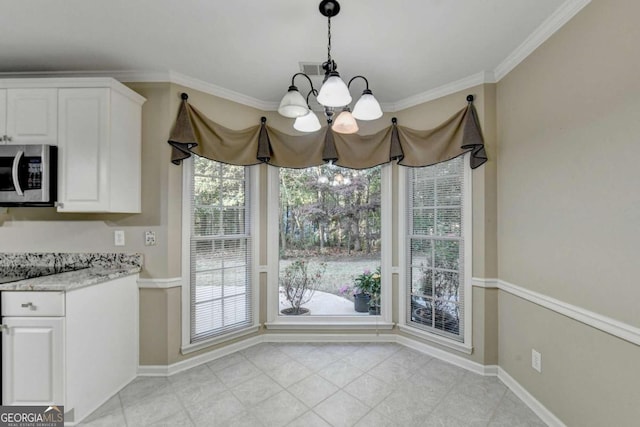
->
[1,275,139,424]
[1,317,64,405]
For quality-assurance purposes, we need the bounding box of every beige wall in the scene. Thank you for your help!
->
[395,84,499,365]
[497,0,640,424]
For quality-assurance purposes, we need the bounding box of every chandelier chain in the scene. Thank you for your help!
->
[327,16,332,63]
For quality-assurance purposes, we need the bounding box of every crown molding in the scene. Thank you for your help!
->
[381,71,496,112]
[0,0,591,114]
[493,0,592,81]
[0,69,171,82]
[167,70,279,111]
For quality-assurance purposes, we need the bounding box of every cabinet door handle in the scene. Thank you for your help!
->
[6,136,12,142]
[21,302,34,309]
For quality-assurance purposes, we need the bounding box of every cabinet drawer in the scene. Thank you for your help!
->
[1,291,65,316]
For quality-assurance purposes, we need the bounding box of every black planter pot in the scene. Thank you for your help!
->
[354,293,371,312]
[368,305,381,315]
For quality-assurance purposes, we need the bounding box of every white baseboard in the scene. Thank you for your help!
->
[396,335,495,376]
[64,373,136,426]
[138,335,262,377]
[136,333,562,427]
[498,367,566,427]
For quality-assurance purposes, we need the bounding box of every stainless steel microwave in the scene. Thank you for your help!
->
[0,144,57,206]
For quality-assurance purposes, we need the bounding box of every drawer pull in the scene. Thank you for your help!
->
[21,302,34,309]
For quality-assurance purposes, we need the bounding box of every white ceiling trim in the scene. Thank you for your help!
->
[167,71,279,112]
[381,71,496,112]
[493,0,592,81]
[0,69,171,82]
[0,1,591,113]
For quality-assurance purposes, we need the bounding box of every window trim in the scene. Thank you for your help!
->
[397,155,473,353]
[264,163,394,329]
[180,158,261,354]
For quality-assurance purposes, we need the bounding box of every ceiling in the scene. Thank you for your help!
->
[0,0,588,110]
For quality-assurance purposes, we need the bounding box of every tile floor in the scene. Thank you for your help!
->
[79,342,546,427]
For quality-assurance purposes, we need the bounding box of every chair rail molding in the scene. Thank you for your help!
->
[498,279,640,347]
[137,277,182,289]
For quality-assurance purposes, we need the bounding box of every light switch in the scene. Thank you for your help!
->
[114,230,125,246]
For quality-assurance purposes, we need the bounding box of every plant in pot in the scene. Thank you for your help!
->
[354,267,381,315]
[280,259,326,315]
[411,269,460,334]
[340,284,370,313]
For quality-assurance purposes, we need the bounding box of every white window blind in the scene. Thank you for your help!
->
[407,156,465,340]
[190,157,252,342]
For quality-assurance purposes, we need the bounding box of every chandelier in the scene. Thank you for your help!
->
[277,0,383,134]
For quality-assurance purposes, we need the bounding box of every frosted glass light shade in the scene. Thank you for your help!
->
[317,74,352,107]
[332,110,359,134]
[278,87,309,118]
[352,92,383,120]
[293,110,321,132]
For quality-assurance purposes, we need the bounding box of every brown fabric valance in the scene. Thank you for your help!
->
[168,95,487,170]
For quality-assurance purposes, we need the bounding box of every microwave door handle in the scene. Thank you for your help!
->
[12,150,24,196]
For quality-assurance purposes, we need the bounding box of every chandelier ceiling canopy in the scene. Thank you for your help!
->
[278,0,383,134]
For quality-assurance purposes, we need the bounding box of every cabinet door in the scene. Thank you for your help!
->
[6,88,57,145]
[57,88,109,212]
[2,317,64,406]
[0,89,6,143]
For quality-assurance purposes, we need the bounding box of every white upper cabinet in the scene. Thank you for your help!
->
[0,78,145,213]
[1,88,58,145]
[57,85,144,213]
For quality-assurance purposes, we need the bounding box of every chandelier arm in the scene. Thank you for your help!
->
[347,75,371,92]
[290,72,317,93]
[305,89,319,107]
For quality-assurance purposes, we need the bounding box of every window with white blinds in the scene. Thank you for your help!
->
[407,156,466,341]
[189,157,252,343]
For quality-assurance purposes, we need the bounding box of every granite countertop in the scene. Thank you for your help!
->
[0,252,143,292]
[0,265,141,291]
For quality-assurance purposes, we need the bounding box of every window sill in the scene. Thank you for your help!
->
[397,324,473,355]
[265,318,395,331]
[181,325,260,355]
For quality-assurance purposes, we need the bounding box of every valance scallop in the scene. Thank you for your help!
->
[168,94,487,170]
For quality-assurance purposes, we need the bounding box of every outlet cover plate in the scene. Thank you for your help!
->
[532,349,542,373]
[144,231,157,246]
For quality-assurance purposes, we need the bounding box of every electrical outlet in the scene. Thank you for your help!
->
[114,230,125,246]
[532,349,542,373]
[144,231,157,246]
